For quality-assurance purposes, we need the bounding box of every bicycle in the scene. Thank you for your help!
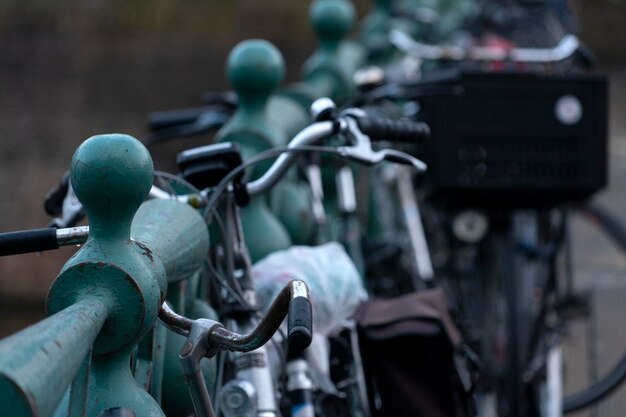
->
[348,5,626,416]
[0,91,431,417]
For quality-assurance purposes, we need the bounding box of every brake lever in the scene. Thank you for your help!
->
[336,118,378,164]
[378,148,427,172]
[337,117,427,173]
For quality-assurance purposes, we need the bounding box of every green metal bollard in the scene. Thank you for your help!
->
[0,133,212,417]
[216,40,312,261]
[216,39,288,175]
[302,0,365,103]
[0,134,162,417]
[131,199,210,285]
[359,0,428,64]
[428,0,477,42]
[130,198,212,412]
[0,298,108,417]
[47,134,166,417]
[267,94,311,143]
[359,0,398,63]
[300,0,369,253]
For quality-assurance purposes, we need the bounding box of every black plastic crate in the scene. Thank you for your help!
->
[413,69,608,208]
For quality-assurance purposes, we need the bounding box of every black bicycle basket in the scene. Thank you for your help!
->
[412,69,608,208]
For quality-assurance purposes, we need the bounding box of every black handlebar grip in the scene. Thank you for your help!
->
[0,228,59,256]
[148,107,208,131]
[44,171,70,216]
[356,117,430,143]
[287,296,313,351]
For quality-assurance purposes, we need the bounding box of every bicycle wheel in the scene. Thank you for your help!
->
[560,203,626,416]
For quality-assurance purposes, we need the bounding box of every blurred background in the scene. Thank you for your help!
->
[0,0,625,414]
[0,0,354,330]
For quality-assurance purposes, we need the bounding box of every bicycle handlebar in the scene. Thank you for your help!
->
[144,110,231,146]
[148,92,236,131]
[248,100,428,197]
[14,105,427,256]
[0,226,88,256]
[144,92,237,146]
[390,30,582,63]
[148,106,215,131]
[159,279,313,352]
[246,121,337,197]
[356,116,430,143]
[171,280,311,417]
[0,228,58,255]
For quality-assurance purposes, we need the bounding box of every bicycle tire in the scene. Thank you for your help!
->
[561,202,626,413]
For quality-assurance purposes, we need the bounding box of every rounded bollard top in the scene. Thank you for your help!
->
[50,133,163,356]
[226,39,285,109]
[309,0,356,51]
[71,133,153,241]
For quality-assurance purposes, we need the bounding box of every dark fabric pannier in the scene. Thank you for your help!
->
[356,288,472,417]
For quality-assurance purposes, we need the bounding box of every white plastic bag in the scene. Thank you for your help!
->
[253,242,367,392]
[252,242,367,336]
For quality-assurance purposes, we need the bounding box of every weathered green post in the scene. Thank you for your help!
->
[0,134,165,417]
[217,39,289,174]
[360,0,397,63]
[131,199,214,417]
[0,299,109,417]
[0,133,212,417]
[216,40,313,261]
[47,134,167,417]
[428,0,477,42]
[302,0,365,103]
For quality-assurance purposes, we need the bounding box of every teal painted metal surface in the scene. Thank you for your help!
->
[0,298,107,417]
[0,135,183,417]
[270,181,315,245]
[268,94,311,144]
[215,40,295,262]
[48,134,166,356]
[302,0,365,103]
[40,133,170,417]
[70,134,154,243]
[135,323,168,405]
[360,0,394,37]
[428,0,477,41]
[149,321,168,403]
[359,0,405,64]
[52,389,69,417]
[131,199,210,285]
[69,354,91,417]
[87,344,165,417]
[241,197,293,262]
[0,133,175,417]
[217,39,288,178]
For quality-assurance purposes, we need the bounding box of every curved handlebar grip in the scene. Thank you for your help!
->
[288,295,313,351]
[356,117,430,143]
[0,228,59,256]
[148,107,208,131]
[44,171,70,216]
